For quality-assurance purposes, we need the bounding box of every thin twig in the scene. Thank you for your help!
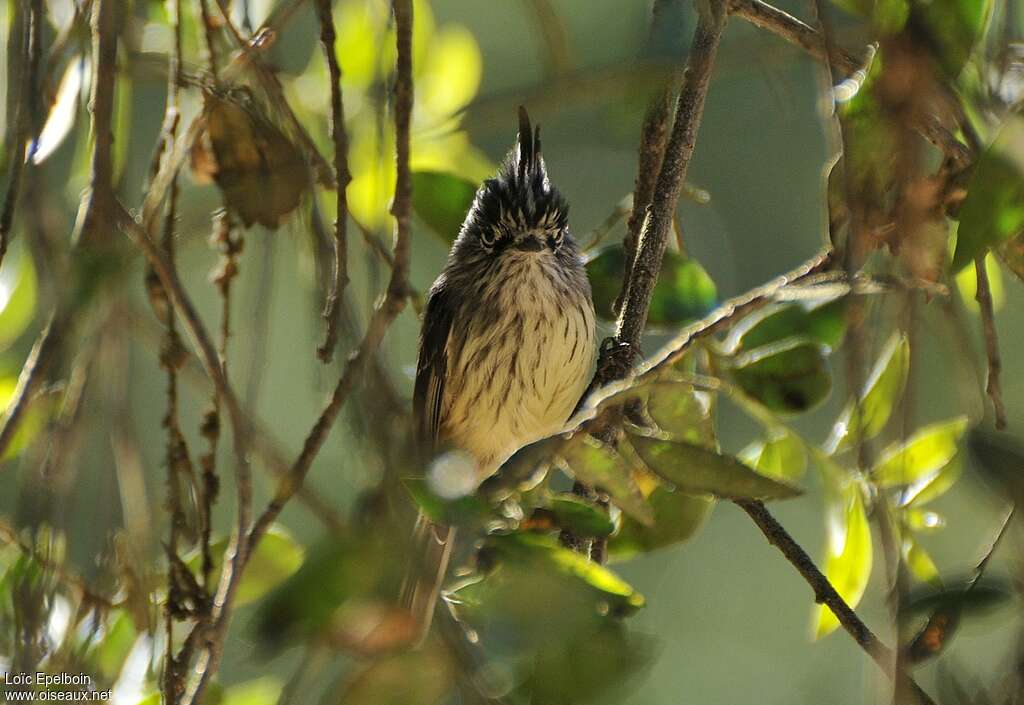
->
[247,0,415,549]
[197,0,220,78]
[736,500,937,705]
[975,257,1007,429]
[730,0,863,75]
[315,0,352,363]
[0,314,59,463]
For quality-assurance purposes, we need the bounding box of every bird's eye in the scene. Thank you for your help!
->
[480,229,497,248]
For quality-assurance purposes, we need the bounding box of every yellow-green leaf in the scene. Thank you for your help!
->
[871,417,968,488]
[814,482,872,638]
[410,171,478,243]
[902,534,941,587]
[740,430,807,482]
[562,437,654,525]
[197,526,304,606]
[829,333,910,453]
[608,485,714,561]
[629,434,802,500]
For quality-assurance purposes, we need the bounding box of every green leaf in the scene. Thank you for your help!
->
[901,454,964,507]
[629,434,802,500]
[0,376,51,461]
[828,333,910,453]
[586,246,716,327]
[871,417,968,488]
[902,533,941,587]
[402,477,492,527]
[255,529,404,648]
[739,429,807,482]
[196,526,304,606]
[410,171,477,243]
[646,383,715,445]
[608,485,714,561]
[727,298,846,352]
[814,481,872,638]
[483,532,645,614]
[562,437,654,526]
[220,677,283,705]
[531,494,615,538]
[85,611,137,682]
[339,651,454,705]
[0,247,38,351]
[728,338,832,414]
[912,0,992,79]
[953,118,1024,271]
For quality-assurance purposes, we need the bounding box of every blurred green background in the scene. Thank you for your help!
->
[1,0,1022,702]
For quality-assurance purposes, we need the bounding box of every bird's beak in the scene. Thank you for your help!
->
[514,235,544,252]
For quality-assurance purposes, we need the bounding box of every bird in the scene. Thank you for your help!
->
[401,107,596,641]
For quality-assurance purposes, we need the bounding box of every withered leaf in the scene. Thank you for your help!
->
[197,88,311,229]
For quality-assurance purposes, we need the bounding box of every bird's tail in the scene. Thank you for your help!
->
[400,512,455,646]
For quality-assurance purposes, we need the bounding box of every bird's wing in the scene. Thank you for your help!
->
[413,281,455,449]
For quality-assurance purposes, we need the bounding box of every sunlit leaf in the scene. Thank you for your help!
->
[219,677,282,705]
[953,118,1024,272]
[629,434,802,500]
[420,26,482,115]
[956,251,1005,312]
[828,333,910,453]
[527,494,615,538]
[483,532,645,615]
[339,650,454,705]
[829,0,909,33]
[740,429,807,482]
[814,481,872,638]
[728,338,832,414]
[85,611,137,681]
[902,534,941,587]
[562,437,654,526]
[901,453,964,507]
[410,171,477,243]
[30,56,84,164]
[608,485,714,561]
[905,508,946,532]
[587,246,716,327]
[0,377,49,461]
[197,526,304,606]
[871,417,968,488]
[0,247,38,350]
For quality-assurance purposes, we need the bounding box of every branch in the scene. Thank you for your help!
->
[729,0,862,75]
[0,0,43,270]
[736,500,937,705]
[974,257,1007,429]
[0,313,59,463]
[315,0,352,363]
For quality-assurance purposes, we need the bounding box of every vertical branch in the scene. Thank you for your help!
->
[247,0,415,550]
[197,0,220,79]
[567,1,728,559]
[315,0,353,363]
[975,256,1007,429]
[0,0,43,270]
[389,0,414,296]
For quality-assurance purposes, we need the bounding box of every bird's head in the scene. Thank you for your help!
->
[456,107,570,259]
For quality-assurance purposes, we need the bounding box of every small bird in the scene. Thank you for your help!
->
[401,107,596,639]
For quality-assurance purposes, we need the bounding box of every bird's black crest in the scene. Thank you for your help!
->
[461,107,569,243]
